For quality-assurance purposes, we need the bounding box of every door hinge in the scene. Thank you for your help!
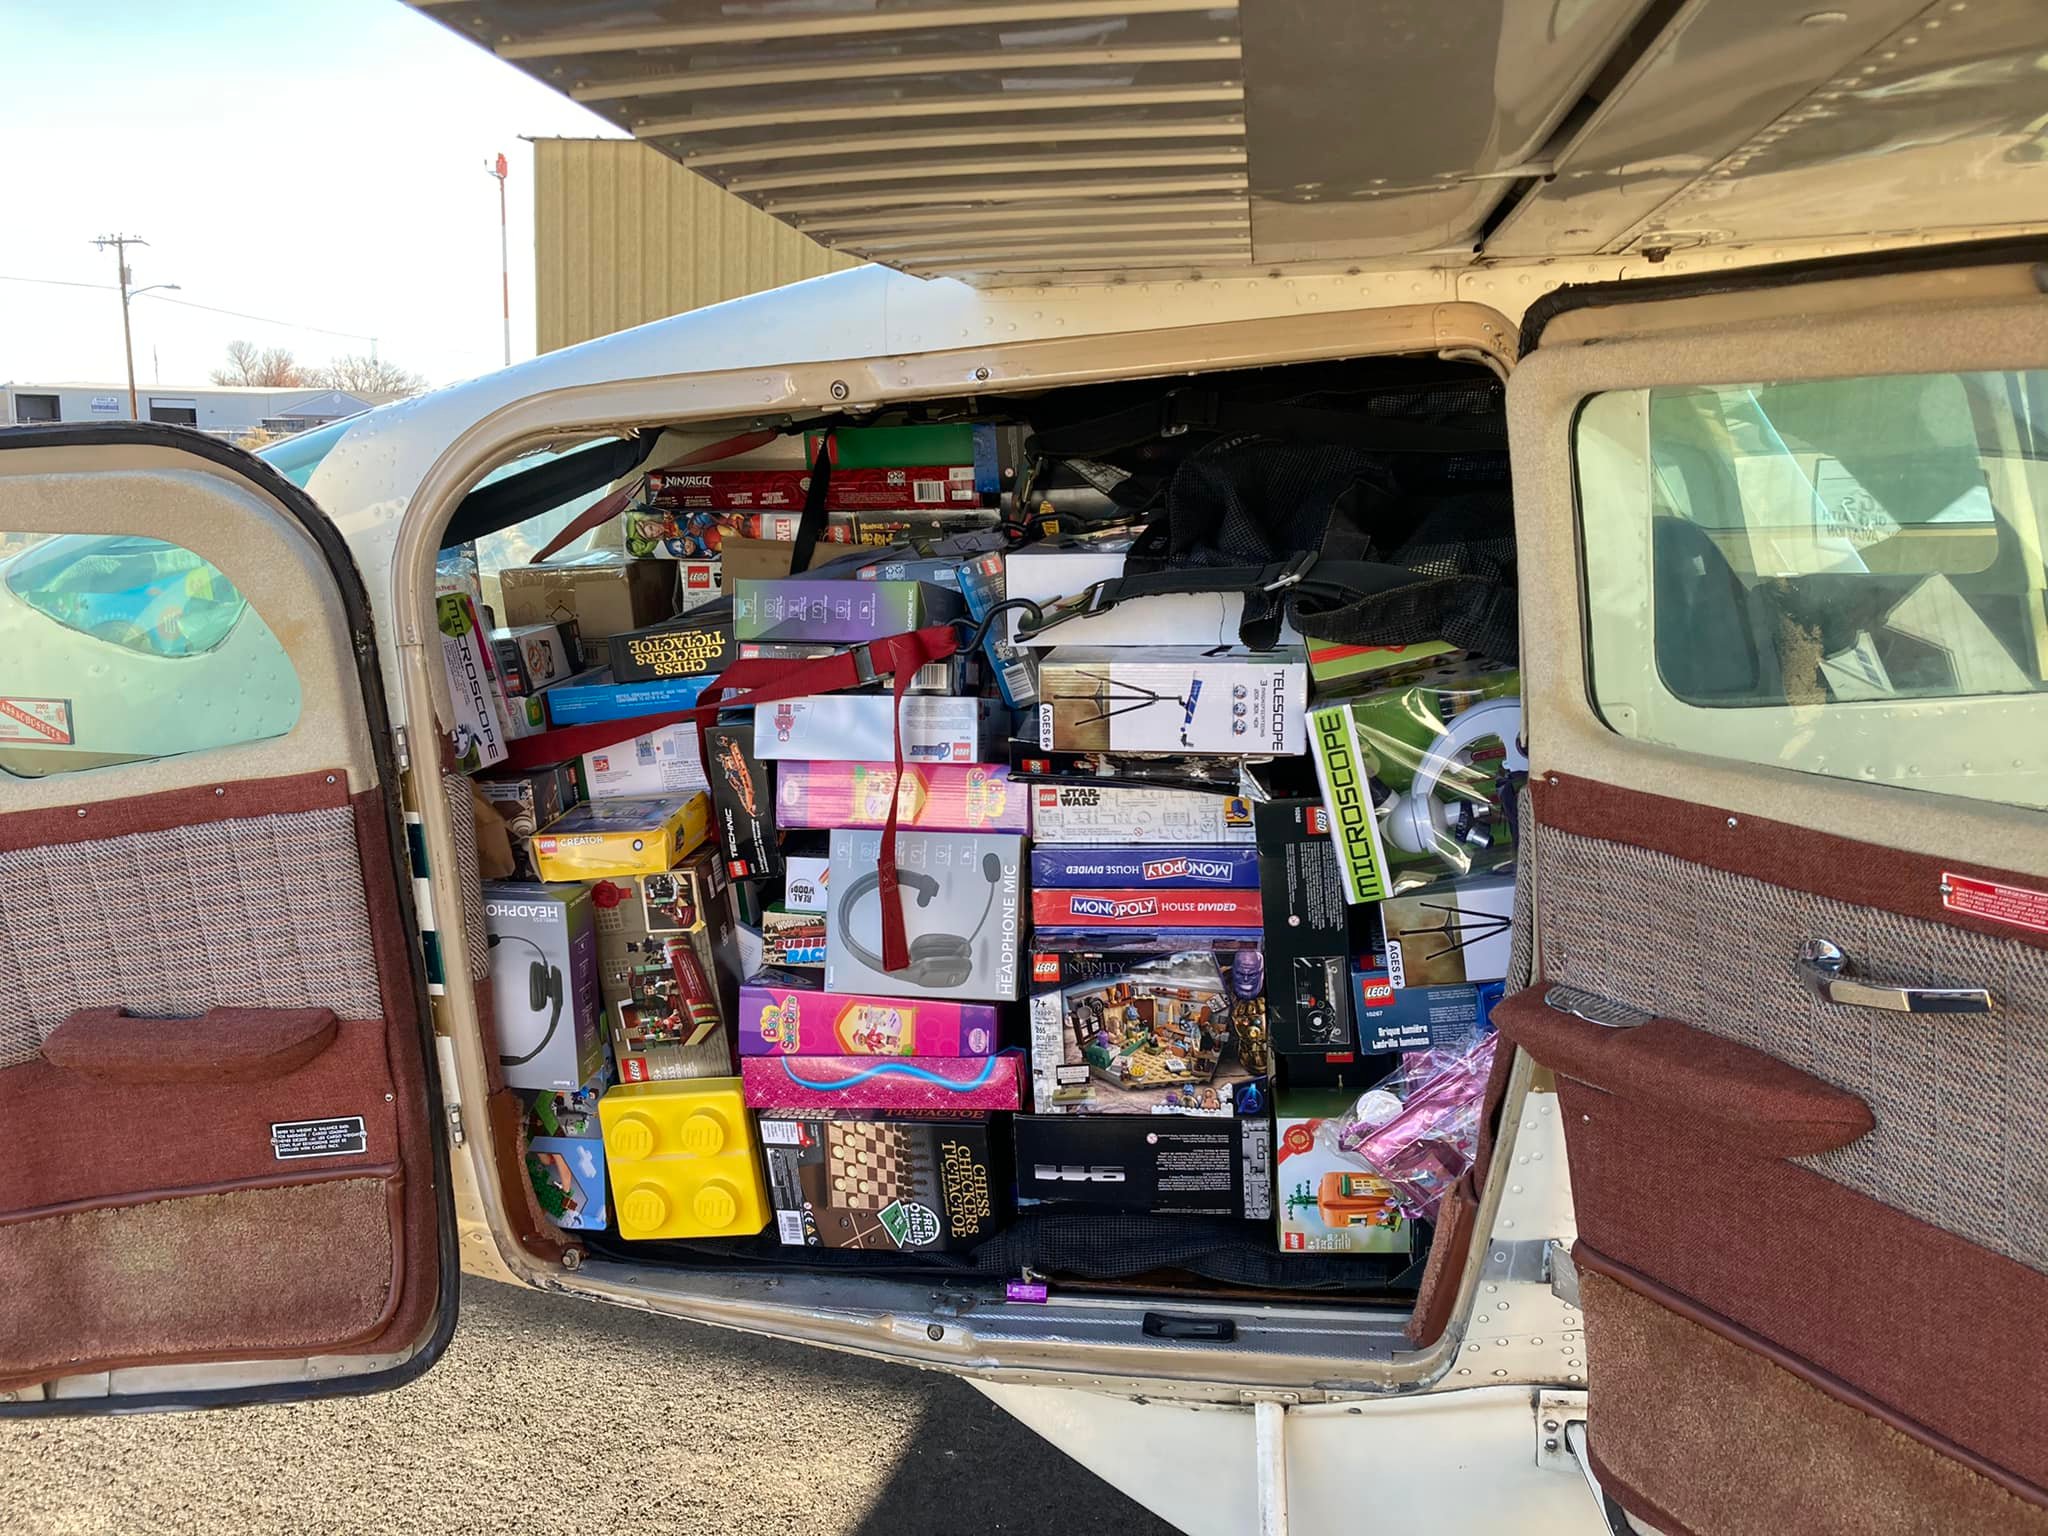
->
[393,725,411,774]
[447,1104,466,1147]
[1538,1389,1587,1471]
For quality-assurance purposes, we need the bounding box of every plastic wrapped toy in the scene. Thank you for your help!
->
[1337,1033,1498,1220]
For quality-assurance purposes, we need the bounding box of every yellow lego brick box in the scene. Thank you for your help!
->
[532,793,710,880]
[599,1077,770,1240]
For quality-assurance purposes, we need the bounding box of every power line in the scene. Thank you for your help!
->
[0,273,377,344]
[0,274,117,291]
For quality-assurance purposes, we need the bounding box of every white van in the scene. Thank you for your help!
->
[5,6,2047,1534]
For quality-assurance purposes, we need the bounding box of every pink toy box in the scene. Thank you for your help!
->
[742,1051,1024,1112]
[738,984,1000,1057]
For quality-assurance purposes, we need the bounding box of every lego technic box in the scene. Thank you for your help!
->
[760,1113,1009,1253]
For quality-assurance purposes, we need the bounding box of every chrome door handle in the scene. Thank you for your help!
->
[1798,940,1992,1014]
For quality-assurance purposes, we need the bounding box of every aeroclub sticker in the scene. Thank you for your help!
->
[1942,873,2048,936]
[0,696,73,745]
[271,1116,368,1160]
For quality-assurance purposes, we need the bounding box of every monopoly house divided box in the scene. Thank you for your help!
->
[761,1113,1008,1253]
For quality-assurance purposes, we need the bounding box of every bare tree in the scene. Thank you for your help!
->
[318,353,428,398]
[211,340,312,387]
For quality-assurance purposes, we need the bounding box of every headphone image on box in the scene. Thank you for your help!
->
[489,931,563,1066]
[840,852,1004,989]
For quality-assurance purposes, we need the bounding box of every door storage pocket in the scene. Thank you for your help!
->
[0,1172,405,1387]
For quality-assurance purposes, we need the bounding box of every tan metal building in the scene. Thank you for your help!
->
[532,137,857,354]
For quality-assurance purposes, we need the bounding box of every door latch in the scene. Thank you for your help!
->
[1798,940,1992,1015]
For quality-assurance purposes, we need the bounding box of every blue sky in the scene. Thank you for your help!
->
[1,1,623,389]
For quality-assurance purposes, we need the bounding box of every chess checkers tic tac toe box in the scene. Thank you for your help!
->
[759,1114,1008,1253]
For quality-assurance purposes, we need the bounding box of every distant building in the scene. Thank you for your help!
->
[1,382,391,442]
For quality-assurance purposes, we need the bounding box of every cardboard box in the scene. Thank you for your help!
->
[1029,845,1260,889]
[751,695,995,764]
[483,881,603,1093]
[1030,888,1263,932]
[1013,1115,1272,1218]
[733,577,963,643]
[1028,783,1256,845]
[761,906,826,969]
[783,855,829,912]
[499,554,677,643]
[532,794,709,880]
[1004,548,1303,650]
[609,619,734,682]
[1274,1089,1414,1256]
[476,765,571,882]
[774,762,1028,833]
[648,465,978,513]
[523,1058,614,1141]
[1027,955,1262,1117]
[437,593,510,772]
[705,723,779,881]
[742,1050,1023,1113]
[491,622,577,697]
[542,668,721,727]
[527,1135,608,1231]
[1257,799,1358,1055]
[582,723,707,800]
[1037,646,1307,755]
[761,1113,1008,1253]
[589,851,732,1014]
[824,830,1024,1001]
[1352,873,1515,1054]
[739,983,998,1057]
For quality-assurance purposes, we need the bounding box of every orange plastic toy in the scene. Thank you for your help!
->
[598,1077,770,1240]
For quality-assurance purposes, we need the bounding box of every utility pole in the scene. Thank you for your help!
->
[486,153,510,367]
[93,234,146,419]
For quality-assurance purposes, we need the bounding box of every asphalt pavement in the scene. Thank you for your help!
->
[0,1276,1179,1536]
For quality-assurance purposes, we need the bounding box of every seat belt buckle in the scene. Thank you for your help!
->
[1262,551,1318,593]
[1159,389,1218,438]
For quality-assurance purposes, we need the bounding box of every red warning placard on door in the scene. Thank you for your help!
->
[0,697,73,745]
[1942,872,2048,936]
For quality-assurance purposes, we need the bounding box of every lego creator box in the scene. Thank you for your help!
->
[761,1114,1008,1253]
[528,1136,608,1231]
[732,577,962,643]
[532,794,709,880]
[499,554,676,643]
[1031,888,1262,933]
[1353,873,1515,1054]
[1037,646,1306,755]
[775,762,1028,834]
[739,984,999,1057]
[1030,845,1260,890]
[1013,1115,1272,1219]
[741,1050,1023,1113]
[542,668,721,727]
[751,695,995,764]
[1029,784,1256,845]
[483,881,604,1093]
[609,619,734,682]
[1275,1090,1414,1256]
[824,829,1024,1001]
[1027,954,1263,1117]
[582,723,707,800]
[589,851,733,1013]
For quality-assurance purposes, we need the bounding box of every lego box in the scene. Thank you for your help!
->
[1258,799,1358,1055]
[1029,784,1255,846]
[589,850,733,1013]
[1027,954,1262,1117]
[649,465,979,513]
[1275,1089,1414,1256]
[527,1136,608,1231]
[1352,873,1515,1054]
[742,1050,1023,1113]
[732,577,962,643]
[774,762,1027,833]
[582,723,707,799]
[523,1058,614,1141]
[532,794,710,880]
[751,695,996,764]
[705,723,779,881]
[1013,1115,1272,1219]
[824,829,1025,1001]
[739,982,999,1057]
[599,1078,771,1241]
[761,1114,1008,1253]
[483,881,604,1093]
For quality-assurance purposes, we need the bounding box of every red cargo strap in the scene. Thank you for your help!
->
[505,625,960,974]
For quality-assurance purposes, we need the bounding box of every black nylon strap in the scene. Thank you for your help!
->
[1018,553,1422,638]
[1029,388,1506,459]
[788,429,834,574]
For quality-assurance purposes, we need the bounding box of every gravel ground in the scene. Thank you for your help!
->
[0,1277,1179,1536]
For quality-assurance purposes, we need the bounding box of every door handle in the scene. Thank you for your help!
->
[1798,940,1992,1014]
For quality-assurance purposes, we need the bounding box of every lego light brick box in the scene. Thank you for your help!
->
[739,982,999,1057]
[732,577,962,644]
[1013,1115,1272,1219]
[581,723,707,800]
[1352,873,1515,1054]
[775,762,1028,833]
[761,1113,1008,1253]
[527,1136,608,1231]
[751,695,996,764]
[1028,783,1256,846]
[1274,1089,1414,1256]
[824,829,1024,1000]
[1038,646,1307,755]
[532,794,710,881]
[483,881,603,1093]
[499,553,677,643]
[742,1050,1023,1113]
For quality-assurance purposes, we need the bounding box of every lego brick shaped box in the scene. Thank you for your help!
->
[600,1078,771,1240]
[824,829,1024,1001]
[760,1113,1009,1253]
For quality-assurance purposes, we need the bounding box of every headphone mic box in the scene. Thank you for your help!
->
[1012,1114,1273,1219]
[824,829,1025,1001]
[1256,799,1360,1056]
[483,881,604,1093]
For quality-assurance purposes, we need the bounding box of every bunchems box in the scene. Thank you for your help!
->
[824,829,1025,1001]
[752,695,995,764]
[1013,1115,1272,1218]
[1031,889,1263,932]
[1028,783,1256,845]
[738,984,999,1057]
[775,762,1028,833]
[1037,646,1306,755]
[741,1051,1023,1112]
[1029,845,1260,889]
[732,577,962,643]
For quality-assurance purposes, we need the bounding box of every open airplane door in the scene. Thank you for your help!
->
[1498,255,2048,1535]
[0,425,455,1411]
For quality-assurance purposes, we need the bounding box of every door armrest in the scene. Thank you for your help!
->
[42,1007,340,1084]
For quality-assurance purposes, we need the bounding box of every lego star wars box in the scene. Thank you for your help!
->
[483,881,603,1093]
[1013,1115,1272,1219]
[1258,799,1358,1055]
[824,830,1025,1001]
[1028,784,1255,846]
[1352,873,1515,1053]
[1037,646,1307,755]
[761,1113,1008,1253]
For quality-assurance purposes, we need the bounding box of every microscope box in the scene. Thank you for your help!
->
[823,829,1025,1001]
